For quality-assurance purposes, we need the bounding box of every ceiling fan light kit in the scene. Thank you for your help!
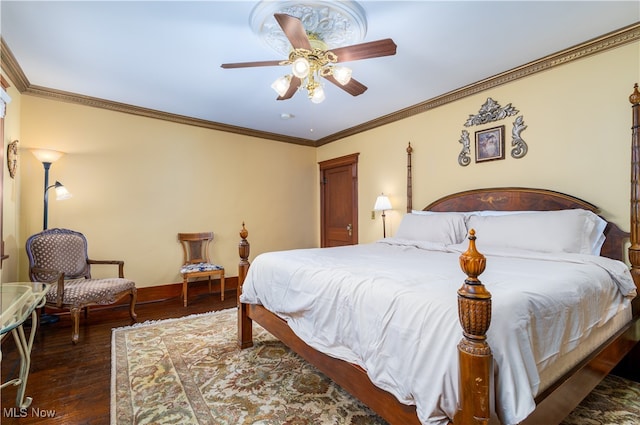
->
[274,42,350,103]
[222,1,396,104]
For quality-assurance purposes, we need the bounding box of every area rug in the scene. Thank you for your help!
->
[111,308,640,425]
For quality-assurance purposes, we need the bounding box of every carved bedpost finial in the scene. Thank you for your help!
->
[457,229,490,344]
[630,83,640,105]
[239,222,250,266]
[459,229,487,283]
[240,222,248,240]
[455,229,492,425]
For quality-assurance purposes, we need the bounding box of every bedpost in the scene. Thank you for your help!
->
[629,84,640,311]
[454,229,492,425]
[237,222,253,348]
[407,142,413,213]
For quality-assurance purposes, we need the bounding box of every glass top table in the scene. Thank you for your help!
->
[1,282,50,408]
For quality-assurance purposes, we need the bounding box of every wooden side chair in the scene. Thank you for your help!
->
[178,232,225,307]
[25,228,137,344]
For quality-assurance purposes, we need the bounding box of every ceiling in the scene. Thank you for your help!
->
[1,1,639,146]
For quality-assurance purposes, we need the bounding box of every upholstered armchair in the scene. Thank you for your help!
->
[25,228,137,343]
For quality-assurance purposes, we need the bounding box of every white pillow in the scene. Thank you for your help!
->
[395,213,467,244]
[466,209,607,255]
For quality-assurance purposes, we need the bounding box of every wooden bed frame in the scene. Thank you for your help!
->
[236,85,640,425]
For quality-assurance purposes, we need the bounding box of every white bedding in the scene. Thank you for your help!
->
[239,238,636,425]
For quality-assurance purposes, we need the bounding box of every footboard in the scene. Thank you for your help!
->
[236,223,493,425]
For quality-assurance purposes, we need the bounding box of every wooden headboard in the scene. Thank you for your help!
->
[421,187,629,262]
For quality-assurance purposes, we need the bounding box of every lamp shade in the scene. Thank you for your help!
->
[373,194,392,211]
[310,86,326,104]
[332,66,352,85]
[53,181,72,200]
[271,75,292,97]
[32,149,64,163]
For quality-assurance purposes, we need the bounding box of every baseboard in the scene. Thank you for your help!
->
[132,277,238,303]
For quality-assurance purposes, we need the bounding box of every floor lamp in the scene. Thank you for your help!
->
[31,149,72,324]
[31,149,72,230]
[373,193,392,238]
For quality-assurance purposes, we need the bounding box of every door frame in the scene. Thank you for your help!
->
[319,153,359,247]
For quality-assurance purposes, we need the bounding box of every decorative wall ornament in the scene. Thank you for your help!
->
[464,98,518,127]
[458,97,528,165]
[510,116,528,158]
[458,130,471,167]
[7,140,18,178]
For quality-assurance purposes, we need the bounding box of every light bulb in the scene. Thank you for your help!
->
[291,57,310,79]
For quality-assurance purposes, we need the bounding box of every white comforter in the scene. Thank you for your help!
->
[239,238,636,424]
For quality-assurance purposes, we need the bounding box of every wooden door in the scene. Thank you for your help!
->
[319,153,359,247]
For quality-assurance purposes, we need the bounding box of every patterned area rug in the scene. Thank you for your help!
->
[111,308,640,425]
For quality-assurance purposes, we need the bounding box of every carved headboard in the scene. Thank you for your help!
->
[420,187,628,261]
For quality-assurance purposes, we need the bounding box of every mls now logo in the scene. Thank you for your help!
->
[3,408,28,418]
[3,407,56,418]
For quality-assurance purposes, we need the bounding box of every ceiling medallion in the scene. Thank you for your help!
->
[249,1,368,56]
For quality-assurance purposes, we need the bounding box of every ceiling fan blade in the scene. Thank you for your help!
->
[277,76,301,100]
[324,75,368,96]
[274,13,312,50]
[221,60,284,69]
[331,39,397,63]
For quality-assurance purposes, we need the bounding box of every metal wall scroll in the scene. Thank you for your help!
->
[458,97,528,166]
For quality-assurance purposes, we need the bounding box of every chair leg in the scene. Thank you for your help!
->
[182,276,188,307]
[220,272,225,301]
[70,307,81,344]
[129,288,138,321]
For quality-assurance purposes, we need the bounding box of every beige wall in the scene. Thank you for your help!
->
[319,42,640,244]
[2,40,639,288]
[2,81,22,282]
[5,94,317,287]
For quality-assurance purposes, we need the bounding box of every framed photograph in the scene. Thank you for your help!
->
[475,126,505,163]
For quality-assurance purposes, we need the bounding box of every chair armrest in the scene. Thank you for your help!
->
[88,259,125,278]
[30,267,65,307]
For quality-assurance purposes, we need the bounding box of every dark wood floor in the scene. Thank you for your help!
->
[1,286,237,425]
[2,286,639,425]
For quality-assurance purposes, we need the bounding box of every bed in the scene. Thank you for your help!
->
[235,85,640,425]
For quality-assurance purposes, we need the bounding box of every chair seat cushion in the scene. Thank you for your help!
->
[181,262,223,274]
[46,278,136,308]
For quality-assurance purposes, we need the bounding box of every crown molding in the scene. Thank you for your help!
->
[23,84,316,147]
[1,38,29,92]
[314,22,640,146]
[2,22,638,148]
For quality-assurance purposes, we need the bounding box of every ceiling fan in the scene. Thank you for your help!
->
[221,13,397,104]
